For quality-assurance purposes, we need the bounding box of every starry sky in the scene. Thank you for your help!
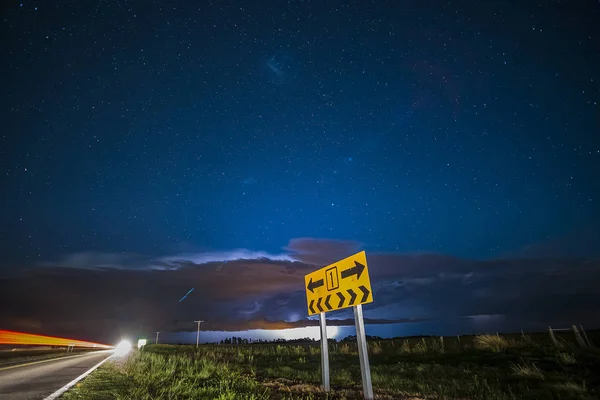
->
[1,1,599,343]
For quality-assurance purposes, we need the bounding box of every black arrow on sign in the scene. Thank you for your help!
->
[307,277,324,293]
[359,285,370,303]
[347,288,357,305]
[308,299,316,314]
[341,261,366,280]
[324,294,332,310]
[337,292,346,308]
[316,297,324,313]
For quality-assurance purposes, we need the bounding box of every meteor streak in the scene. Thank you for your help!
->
[179,287,195,302]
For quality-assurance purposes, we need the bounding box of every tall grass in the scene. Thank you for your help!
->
[122,352,270,399]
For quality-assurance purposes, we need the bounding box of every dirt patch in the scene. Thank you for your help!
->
[289,383,323,393]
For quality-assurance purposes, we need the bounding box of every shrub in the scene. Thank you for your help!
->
[511,362,544,379]
[413,338,428,353]
[558,352,576,365]
[370,341,383,354]
[400,340,411,353]
[474,335,509,352]
[339,344,352,354]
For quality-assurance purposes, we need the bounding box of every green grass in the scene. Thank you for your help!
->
[62,334,600,399]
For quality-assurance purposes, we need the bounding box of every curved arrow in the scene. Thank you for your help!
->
[324,295,332,310]
[359,285,370,303]
[347,288,357,305]
[307,277,324,293]
[337,292,346,308]
[341,261,366,280]
[316,297,324,313]
[308,299,316,314]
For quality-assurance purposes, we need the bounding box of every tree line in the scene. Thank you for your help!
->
[217,335,384,345]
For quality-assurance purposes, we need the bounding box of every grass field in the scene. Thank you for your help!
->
[62,332,600,399]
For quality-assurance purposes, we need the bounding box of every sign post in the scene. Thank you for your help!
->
[319,312,330,391]
[304,250,374,398]
[354,304,373,399]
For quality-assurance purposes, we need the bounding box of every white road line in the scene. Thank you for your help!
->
[43,355,112,400]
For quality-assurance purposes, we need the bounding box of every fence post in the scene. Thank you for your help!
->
[440,336,444,353]
[548,326,559,347]
[580,325,593,348]
[572,325,587,348]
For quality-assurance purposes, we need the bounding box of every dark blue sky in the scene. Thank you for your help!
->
[1,1,599,341]
[2,0,599,265]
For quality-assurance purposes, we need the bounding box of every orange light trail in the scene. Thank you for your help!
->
[0,330,113,349]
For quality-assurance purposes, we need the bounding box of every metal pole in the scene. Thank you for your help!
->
[319,312,330,391]
[194,320,203,348]
[155,332,160,345]
[354,304,373,400]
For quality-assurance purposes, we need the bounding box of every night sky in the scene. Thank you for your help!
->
[1,1,599,343]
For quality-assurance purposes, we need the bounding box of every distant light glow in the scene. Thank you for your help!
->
[137,339,147,349]
[114,340,132,356]
[274,325,339,341]
[0,330,112,349]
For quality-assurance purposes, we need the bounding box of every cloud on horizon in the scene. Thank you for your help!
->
[2,238,599,343]
[36,237,360,272]
[38,252,155,270]
[283,238,364,265]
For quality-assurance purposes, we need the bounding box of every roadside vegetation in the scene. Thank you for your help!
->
[62,331,600,399]
[0,347,93,368]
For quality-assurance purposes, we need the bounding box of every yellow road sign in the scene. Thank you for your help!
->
[304,250,373,316]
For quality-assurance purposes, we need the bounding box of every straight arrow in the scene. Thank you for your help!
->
[347,288,357,305]
[359,285,370,303]
[316,297,324,313]
[340,261,366,280]
[308,299,316,314]
[324,294,332,310]
[307,277,324,293]
[337,292,346,308]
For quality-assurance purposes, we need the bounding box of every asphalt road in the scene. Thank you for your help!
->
[0,350,112,400]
